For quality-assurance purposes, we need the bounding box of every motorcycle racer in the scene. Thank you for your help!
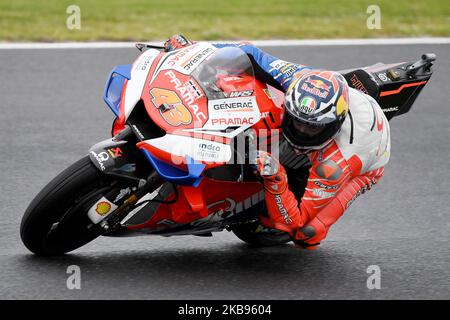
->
[164,35,391,249]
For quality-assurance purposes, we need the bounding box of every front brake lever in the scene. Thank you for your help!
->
[135,43,165,52]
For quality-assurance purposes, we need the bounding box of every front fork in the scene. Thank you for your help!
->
[91,171,162,232]
[87,126,163,231]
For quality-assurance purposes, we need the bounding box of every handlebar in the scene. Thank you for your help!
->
[407,53,436,76]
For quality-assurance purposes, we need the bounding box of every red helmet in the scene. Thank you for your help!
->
[282,70,349,152]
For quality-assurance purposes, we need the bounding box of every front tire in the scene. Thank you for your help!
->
[20,156,114,256]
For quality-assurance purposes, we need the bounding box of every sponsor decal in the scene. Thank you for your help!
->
[224,90,254,98]
[197,142,221,159]
[306,78,331,92]
[190,191,265,228]
[299,96,317,114]
[166,43,201,67]
[87,197,118,224]
[312,188,336,199]
[275,195,292,224]
[346,182,373,209]
[382,106,399,113]
[95,201,112,216]
[114,187,131,203]
[154,191,265,230]
[183,47,214,72]
[134,55,153,71]
[302,78,331,99]
[315,159,343,180]
[202,96,260,134]
[131,125,145,139]
[350,74,369,94]
[212,100,254,111]
[270,59,289,70]
[314,181,339,190]
[107,147,123,159]
[199,142,221,152]
[260,111,271,119]
[280,63,299,78]
[164,70,207,122]
[90,150,109,171]
[191,198,237,227]
[211,117,254,126]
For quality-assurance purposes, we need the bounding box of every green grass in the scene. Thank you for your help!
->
[1,0,449,41]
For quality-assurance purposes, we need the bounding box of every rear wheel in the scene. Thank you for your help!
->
[20,156,115,256]
[232,222,291,247]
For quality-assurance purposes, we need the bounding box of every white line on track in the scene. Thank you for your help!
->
[1,37,450,50]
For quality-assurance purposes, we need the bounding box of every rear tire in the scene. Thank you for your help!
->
[20,156,114,256]
[232,222,291,247]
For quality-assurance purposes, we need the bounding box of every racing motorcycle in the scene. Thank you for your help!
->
[20,42,435,255]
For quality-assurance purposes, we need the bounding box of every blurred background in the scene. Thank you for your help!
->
[1,0,449,42]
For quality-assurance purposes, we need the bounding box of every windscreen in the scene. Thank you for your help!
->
[191,46,255,100]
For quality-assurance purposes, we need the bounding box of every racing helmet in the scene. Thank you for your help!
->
[282,70,349,153]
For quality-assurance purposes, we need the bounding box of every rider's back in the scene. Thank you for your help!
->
[334,88,391,177]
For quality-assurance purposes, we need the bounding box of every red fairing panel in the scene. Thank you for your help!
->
[128,178,263,229]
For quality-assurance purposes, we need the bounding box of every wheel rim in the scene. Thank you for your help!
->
[43,183,113,253]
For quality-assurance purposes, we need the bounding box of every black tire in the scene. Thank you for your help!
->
[20,156,114,256]
[232,222,292,247]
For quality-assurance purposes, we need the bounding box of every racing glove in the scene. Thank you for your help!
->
[253,151,302,234]
[164,34,195,52]
[253,151,322,249]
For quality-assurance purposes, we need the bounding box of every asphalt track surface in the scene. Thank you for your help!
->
[0,44,449,300]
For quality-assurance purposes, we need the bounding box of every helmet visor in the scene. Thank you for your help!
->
[282,110,340,149]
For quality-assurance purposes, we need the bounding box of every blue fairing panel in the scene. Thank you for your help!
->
[103,64,131,116]
[141,150,206,187]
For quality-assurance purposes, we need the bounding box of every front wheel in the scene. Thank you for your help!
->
[20,156,115,256]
